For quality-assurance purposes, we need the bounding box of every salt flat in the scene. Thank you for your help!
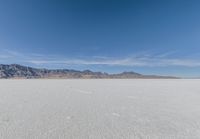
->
[0,79,200,139]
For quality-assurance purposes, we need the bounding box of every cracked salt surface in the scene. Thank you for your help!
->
[0,79,200,139]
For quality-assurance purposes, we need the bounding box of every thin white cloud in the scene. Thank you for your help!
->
[28,57,200,67]
[0,55,12,59]
[1,50,200,67]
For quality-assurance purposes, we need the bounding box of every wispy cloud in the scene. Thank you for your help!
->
[1,50,200,67]
[28,56,200,67]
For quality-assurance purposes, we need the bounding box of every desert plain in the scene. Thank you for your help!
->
[0,79,200,139]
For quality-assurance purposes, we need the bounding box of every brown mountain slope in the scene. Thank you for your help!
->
[0,64,179,79]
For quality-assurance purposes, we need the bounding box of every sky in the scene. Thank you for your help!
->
[0,0,200,77]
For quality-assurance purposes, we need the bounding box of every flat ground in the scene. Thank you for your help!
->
[0,79,200,139]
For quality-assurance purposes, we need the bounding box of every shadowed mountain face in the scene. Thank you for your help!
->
[0,64,178,79]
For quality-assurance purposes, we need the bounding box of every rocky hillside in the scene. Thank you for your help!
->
[0,64,178,79]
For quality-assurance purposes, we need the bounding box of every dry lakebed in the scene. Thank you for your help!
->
[0,79,200,139]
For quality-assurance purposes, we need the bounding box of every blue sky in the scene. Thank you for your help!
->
[1,0,200,77]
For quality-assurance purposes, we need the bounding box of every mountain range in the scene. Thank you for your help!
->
[0,64,178,79]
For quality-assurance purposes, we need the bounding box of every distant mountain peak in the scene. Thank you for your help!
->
[0,64,178,79]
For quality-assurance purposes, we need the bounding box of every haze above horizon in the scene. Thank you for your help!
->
[0,0,200,78]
